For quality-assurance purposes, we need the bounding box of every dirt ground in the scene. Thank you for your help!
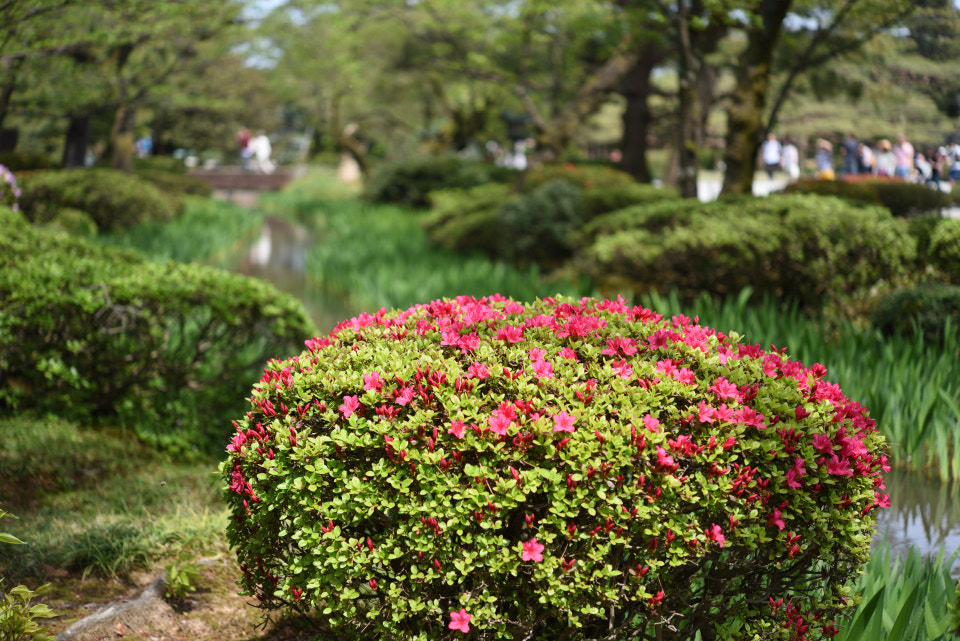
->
[40,557,318,641]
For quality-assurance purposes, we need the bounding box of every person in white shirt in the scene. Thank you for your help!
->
[248,130,275,175]
[761,133,782,179]
[780,137,800,180]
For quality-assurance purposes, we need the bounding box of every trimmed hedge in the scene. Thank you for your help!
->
[223,295,887,640]
[783,178,950,217]
[423,178,678,266]
[928,217,960,283]
[580,195,916,309]
[366,155,513,209]
[0,150,55,171]
[17,168,181,233]
[497,179,583,264]
[0,209,315,453]
[520,163,637,193]
[870,282,960,340]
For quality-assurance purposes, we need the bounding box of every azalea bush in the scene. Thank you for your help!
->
[223,295,888,640]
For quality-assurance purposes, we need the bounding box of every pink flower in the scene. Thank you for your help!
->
[643,414,661,432]
[363,372,382,391]
[467,362,490,379]
[705,523,725,548]
[560,347,578,360]
[448,608,472,633]
[734,406,766,429]
[708,377,740,401]
[395,387,415,406]
[488,413,512,436]
[811,433,833,453]
[697,401,716,424]
[611,360,633,379]
[767,508,786,530]
[497,325,525,343]
[522,538,545,562]
[825,455,853,477]
[676,367,696,385]
[532,359,554,380]
[448,420,466,439]
[655,446,678,472]
[553,411,576,433]
[339,395,360,418]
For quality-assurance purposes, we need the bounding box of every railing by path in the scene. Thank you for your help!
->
[188,165,307,207]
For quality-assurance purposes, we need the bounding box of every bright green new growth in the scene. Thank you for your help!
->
[222,295,887,640]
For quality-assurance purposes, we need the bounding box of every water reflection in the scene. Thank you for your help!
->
[235,217,357,335]
[873,469,960,573]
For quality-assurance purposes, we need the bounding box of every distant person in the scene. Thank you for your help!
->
[236,126,252,169]
[857,142,875,174]
[915,152,933,186]
[135,134,152,158]
[815,139,834,180]
[875,139,895,177]
[839,132,859,176]
[761,133,782,179]
[893,134,914,179]
[781,137,800,180]
[948,141,960,185]
[249,130,275,175]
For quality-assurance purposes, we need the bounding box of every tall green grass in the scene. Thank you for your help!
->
[835,541,960,641]
[100,195,265,266]
[259,189,592,314]
[644,289,960,481]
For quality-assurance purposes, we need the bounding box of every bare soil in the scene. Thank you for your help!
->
[40,557,318,641]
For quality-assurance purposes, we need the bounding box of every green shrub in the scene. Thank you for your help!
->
[868,181,951,218]
[17,168,180,233]
[422,184,515,255]
[497,179,583,264]
[0,210,316,453]
[222,295,888,641]
[907,215,942,261]
[136,168,213,197]
[870,283,960,340]
[780,177,879,205]
[365,155,510,209]
[44,207,98,236]
[928,217,960,283]
[0,150,54,171]
[578,182,679,221]
[783,178,950,217]
[581,195,915,309]
[521,162,636,193]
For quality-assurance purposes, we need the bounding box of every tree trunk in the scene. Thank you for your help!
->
[620,52,659,183]
[62,115,90,168]
[720,0,793,196]
[676,10,699,199]
[110,104,136,172]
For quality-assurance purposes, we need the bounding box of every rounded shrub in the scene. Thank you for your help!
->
[366,155,511,209]
[136,168,213,197]
[0,209,315,453]
[17,168,180,232]
[870,283,960,340]
[580,195,915,310]
[521,163,636,194]
[928,217,960,283]
[497,179,583,264]
[0,150,54,171]
[222,295,888,641]
[423,183,515,256]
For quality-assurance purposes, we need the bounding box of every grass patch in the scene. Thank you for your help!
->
[99,194,266,267]
[0,414,226,581]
